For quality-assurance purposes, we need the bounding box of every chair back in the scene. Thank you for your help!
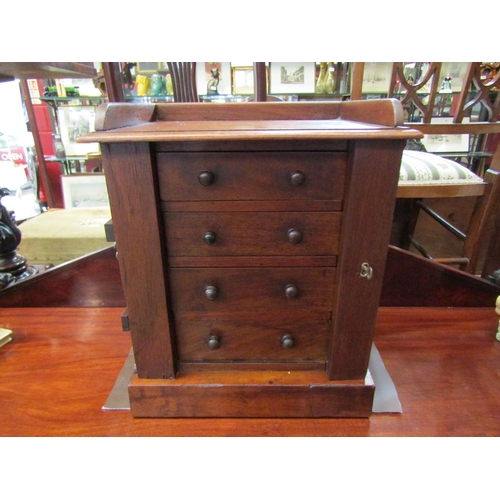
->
[167,62,199,102]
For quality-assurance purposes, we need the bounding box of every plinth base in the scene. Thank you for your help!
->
[128,370,375,418]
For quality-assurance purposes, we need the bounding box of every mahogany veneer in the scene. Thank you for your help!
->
[80,99,421,417]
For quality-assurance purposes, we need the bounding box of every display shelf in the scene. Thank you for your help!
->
[45,155,88,162]
[125,95,174,103]
[292,93,351,102]
[199,94,251,102]
[40,96,106,108]
[44,155,89,175]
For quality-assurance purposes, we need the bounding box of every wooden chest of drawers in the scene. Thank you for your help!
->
[82,99,419,417]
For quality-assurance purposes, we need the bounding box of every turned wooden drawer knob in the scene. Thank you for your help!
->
[290,171,305,186]
[282,334,295,349]
[204,231,216,245]
[204,285,219,300]
[285,284,298,299]
[208,335,221,350]
[288,228,303,244]
[198,170,215,186]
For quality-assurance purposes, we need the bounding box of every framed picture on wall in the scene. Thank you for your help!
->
[196,62,232,95]
[439,63,469,92]
[57,106,100,156]
[136,62,162,74]
[269,62,315,94]
[421,117,470,153]
[61,174,109,209]
[362,62,393,93]
[232,66,254,95]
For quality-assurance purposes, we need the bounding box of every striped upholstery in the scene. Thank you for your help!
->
[399,150,483,186]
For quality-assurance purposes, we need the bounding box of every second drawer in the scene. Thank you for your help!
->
[164,212,341,257]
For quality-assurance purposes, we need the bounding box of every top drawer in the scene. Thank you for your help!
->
[156,152,347,201]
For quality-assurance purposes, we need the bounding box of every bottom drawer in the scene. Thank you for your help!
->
[175,318,330,362]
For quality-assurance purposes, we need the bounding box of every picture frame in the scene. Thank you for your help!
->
[136,62,162,75]
[57,106,100,156]
[269,62,316,94]
[232,66,254,95]
[439,63,469,92]
[61,174,109,209]
[421,117,470,153]
[362,62,393,94]
[196,62,232,95]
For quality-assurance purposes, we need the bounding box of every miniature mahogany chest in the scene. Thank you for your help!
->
[81,99,419,418]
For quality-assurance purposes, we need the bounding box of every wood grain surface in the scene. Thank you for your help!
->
[1,307,499,436]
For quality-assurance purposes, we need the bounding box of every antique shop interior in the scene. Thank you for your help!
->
[2,62,499,275]
[1,62,499,446]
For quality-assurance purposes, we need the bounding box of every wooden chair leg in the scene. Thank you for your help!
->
[391,198,423,250]
[404,199,423,251]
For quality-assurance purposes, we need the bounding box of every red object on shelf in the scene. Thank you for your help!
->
[30,82,64,208]
[39,184,46,202]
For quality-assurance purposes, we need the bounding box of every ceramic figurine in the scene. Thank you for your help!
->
[151,74,166,96]
[121,62,137,93]
[441,73,453,91]
[207,68,220,95]
[0,188,36,284]
[165,74,173,95]
[136,75,150,96]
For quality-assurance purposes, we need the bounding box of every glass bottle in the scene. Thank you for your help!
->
[316,62,328,94]
[326,63,336,94]
[53,133,66,159]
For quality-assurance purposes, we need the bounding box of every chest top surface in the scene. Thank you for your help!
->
[79,99,422,146]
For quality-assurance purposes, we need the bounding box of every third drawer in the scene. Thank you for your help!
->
[168,267,336,314]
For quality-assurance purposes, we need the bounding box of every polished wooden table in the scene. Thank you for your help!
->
[1,306,499,436]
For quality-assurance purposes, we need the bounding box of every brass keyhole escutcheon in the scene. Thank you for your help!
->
[360,262,373,280]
